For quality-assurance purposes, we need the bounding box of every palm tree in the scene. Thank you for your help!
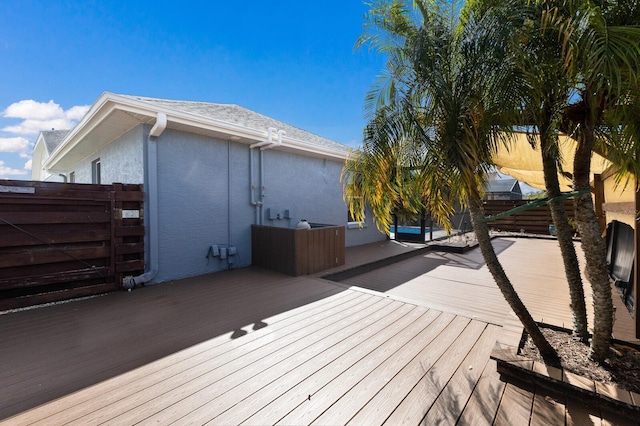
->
[556,0,640,361]
[347,0,560,363]
[512,0,590,342]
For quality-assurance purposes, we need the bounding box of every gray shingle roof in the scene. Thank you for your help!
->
[41,130,70,154]
[116,94,351,154]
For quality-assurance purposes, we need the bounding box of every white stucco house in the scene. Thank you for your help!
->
[31,92,386,284]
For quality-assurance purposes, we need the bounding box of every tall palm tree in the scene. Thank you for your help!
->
[512,0,590,342]
[556,0,640,361]
[346,0,560,363]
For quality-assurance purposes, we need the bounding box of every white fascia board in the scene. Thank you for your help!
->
[278,136,349,161]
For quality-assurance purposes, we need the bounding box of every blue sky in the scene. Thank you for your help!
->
[0,1,385,179]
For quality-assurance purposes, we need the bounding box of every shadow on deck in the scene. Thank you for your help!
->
[1,237,637,424]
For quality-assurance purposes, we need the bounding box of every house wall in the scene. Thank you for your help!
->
[70,126,145,184]
[33,142,65,182]
[151,128,386,283]
[259,150,383,246]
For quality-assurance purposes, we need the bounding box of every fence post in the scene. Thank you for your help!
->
[111,183,122,288]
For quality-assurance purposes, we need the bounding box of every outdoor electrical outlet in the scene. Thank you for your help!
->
[228,247,237,256]
[220,247,227,259]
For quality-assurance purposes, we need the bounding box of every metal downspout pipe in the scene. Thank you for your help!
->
[257,129,285,225]
[249,147,260,225]
[125,112,167,288]
[249,127,277,225]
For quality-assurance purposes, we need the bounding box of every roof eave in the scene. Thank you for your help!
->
[44,92,348,171]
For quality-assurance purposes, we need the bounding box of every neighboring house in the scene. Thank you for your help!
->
[31,130,70,182]
[32,92,386,283]
[484,178,523,200]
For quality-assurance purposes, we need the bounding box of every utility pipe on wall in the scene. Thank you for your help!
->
[249,147,261,225]
[249,127,279,225]
[257,129,286,225]
[126,112,167,288]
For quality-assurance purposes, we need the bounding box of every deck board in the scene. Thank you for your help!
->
[530,391,566,426]
[214,306,436,425]
[1,237,635,425]
[24,291,366,425]
[158,301,415,425]
[493,381,535,425]
[338,237,605,334]
[239,310,448,425]
[420,324,501,425]
[456,359,505,425]
[319,320,488,425]
[71,294,389,425]
[30,292,365,423]
[381,320,488,425]
[277,313,463,425]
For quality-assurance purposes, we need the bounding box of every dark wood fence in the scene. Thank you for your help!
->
[483,199,575,235]
[0,180,144,310]
[252,224,345,276]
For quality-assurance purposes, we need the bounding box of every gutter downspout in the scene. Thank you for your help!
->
[126,112,167,288]
[249,146,260,225]
[258,130,285,225]
[249,127,277,225]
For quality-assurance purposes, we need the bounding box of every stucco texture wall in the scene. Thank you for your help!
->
[259,149,385,246]
[70,126,144,184]
[152,129,385,283]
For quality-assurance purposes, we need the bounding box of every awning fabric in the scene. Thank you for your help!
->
[492,132,611,191]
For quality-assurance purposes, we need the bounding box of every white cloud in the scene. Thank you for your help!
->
[2,100,90,136]
[0,136,31,154]
[4,100,63,120]
[66,105,90,120]
[0,160,28,177]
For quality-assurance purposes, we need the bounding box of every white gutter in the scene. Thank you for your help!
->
[250,127,277,149]
[125,112,167,288]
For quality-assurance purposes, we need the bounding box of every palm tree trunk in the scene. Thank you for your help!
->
[468,199,560,365]
[573,117,613,362]
[539,126,590,341]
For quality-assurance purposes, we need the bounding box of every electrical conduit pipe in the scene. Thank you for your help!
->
[249,127,277,225]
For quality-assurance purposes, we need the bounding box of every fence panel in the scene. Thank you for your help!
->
[0,180,144,310]
[483,199,575,235]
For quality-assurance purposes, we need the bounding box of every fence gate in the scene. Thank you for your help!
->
[0,180,145,311]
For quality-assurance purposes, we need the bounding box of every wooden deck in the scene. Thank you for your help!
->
[341,237,637,343]
[1,237,636,425]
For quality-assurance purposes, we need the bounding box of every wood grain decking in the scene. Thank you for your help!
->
[1,237,636,425]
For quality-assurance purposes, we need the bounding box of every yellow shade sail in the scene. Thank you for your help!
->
[492,132,612,191]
